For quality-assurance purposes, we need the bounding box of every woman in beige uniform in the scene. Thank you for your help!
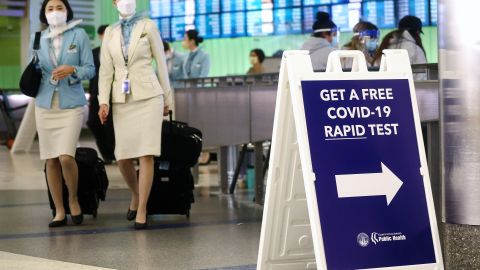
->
[98,0,172,229]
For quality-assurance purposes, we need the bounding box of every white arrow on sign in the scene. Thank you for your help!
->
[335,163,403,205]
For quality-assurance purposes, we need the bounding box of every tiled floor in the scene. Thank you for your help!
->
[0,139,261,270]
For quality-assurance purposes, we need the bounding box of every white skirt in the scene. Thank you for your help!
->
[112,95,164,160]
[35,92,83,160]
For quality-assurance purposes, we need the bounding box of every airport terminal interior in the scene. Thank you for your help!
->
[1,0,480,269]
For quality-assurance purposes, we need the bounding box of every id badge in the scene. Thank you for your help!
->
[122,78,130,94]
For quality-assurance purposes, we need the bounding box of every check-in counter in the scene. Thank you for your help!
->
[175,64,441,211]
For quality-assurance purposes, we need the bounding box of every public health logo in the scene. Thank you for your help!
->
[357,233,370,247]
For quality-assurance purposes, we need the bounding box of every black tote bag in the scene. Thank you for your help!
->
[19,32,42,97]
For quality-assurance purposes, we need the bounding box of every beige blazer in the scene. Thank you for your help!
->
[98,18,172,107]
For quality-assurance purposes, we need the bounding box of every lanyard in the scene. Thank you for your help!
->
[120,31,129,80]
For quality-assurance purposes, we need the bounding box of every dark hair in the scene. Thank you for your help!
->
[372,29,426,65]
[312,12,336,38]
[250,49,266,63]
[344,21,378,50]
[163,41,170,52]
[97,24,108,35]
[39,0,74,25]
[186,29,204,46]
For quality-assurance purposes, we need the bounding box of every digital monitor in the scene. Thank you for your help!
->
[303,5,330,32]
[274,0,302,8]
[397,0,430,26]
[274,8,302,35]
[151,0,172,18]
[195,14,221,38]
[246,0,263,10]
[222,0,246,12]
[171,16,194,41]
[304,0,332,5]
[246,10,274,36]
[331,4,349,31]
[362,0,396,29]
[195,0,220,14]
[156,18,171,40]
[430,0,437,25]
[221,12,247,37]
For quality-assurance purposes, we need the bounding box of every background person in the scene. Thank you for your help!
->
[33,0,95,227]
[87,24,115,164]
[373,15,427,79]
[98,0,172,229]
[301,11,338,71]
[163,40,185,89]
[342,21,379,68]
[182,29,210,78]
[247,48,266,75]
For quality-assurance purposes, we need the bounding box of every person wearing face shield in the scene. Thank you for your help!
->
[247,49,266,75]
[163,41,186,89]
[30,0,95,227]
[98,0,172,229]
[182,29,210,78]
[341,21,379,68]
[301,11,338,71]
[372,15,427,80]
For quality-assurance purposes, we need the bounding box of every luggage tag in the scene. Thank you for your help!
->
[158,161,170,171]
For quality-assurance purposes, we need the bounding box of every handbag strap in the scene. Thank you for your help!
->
[33,32,41,50]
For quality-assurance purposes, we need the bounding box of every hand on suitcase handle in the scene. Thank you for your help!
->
[163,106,170,116]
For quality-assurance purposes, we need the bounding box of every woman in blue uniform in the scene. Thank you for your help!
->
[32,0,95,227]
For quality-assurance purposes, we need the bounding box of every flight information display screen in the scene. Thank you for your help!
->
[303,5,330,32]
[195,14,221,38]
[222,0,246,12]
[274,8,302,34]
[274,0,302,8]
[362,0,396,28]
[397,0,430,26]
[150,0,438,41]
[222,12,247,37]
[331,4,349,31]
[430,0,437,25]
[195,0,220,14]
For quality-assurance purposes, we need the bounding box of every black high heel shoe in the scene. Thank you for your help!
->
[134,221,147,230]
[71,213,84,225]
[126,209,137,221]
[49,217,67,228]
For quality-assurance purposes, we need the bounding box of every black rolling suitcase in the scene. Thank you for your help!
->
[161,111,202,168]
[147,111,202,218]
[147,160,195,218]
[45,147,109,218]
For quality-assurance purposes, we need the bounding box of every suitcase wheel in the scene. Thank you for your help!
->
[93,210,98,218]
[186,210,190,219]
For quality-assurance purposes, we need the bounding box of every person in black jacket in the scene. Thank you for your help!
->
[88,24,115,164]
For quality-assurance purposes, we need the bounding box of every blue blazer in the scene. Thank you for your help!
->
[168,51,186,88]
[183,49,210,79]
[31,27,95,109]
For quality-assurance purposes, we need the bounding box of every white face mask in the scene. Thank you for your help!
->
[46,11,67,27]
[117,0,136,17]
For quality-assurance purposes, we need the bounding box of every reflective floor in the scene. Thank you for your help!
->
[0,138,261,270]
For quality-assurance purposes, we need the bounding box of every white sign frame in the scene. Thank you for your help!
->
[257,50,444,270]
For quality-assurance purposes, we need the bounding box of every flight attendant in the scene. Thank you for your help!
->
[33,0,95,227]
[98,0,172,229]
